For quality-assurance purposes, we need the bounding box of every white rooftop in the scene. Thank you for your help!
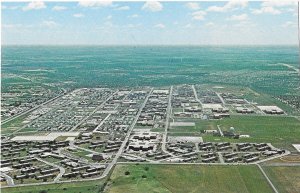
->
[202,104,223,109]
[292,144,300,152]
[257,106,284,112]
[170,122,195,127]
[11,132,80,141]
[168,136,203,143]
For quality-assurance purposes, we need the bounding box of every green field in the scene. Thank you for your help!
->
[263,166,300,193]
[1,179,106,193]
[217,116,300,149]
[106,164,274,193]
[1,114,30,134]
[195,115,300,150]
[169,115,300,150]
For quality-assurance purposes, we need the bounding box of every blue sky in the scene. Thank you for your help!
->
[2,1,298,45]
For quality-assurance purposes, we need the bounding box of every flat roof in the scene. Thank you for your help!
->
[170,122,195,127]
[168,136,203,143]
[292,144,300,152]
[11,132,80,141]
[257,106,283,112]
[202,104,223,109]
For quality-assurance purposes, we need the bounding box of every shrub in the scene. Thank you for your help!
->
[125,171,130,175]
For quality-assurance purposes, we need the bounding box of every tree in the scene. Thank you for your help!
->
[124,171,130,175]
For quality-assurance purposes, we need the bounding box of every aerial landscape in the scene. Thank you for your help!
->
[1,1,300,193]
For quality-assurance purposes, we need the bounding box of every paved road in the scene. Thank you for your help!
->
[0,172,15,186]
[256,164,279,193]
[256,150,290,164]
[217,125,224,137]
[93,114,112,132]
[216,92,226,105]
[192,85,203,106]
[218,152,225,163]
[35,157,65,182]
[101,88,153,178]
[1,93,64,126]
[262,163,300,166]
[70,90,119,132]
[161,86,173,154]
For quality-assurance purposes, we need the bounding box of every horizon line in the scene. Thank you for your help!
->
[2,44,298,46]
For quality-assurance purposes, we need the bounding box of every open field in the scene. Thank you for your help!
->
[106,164,274,193]
[263,154,300,164]
[1,179,106,193]
[199,115,300,150]
[169,115,300,150]
[1,113,30,134]
[263,166,300,193]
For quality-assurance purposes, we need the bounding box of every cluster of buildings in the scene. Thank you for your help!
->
[126,131,160,153]
[172,85,202,118]
[25,88,114,132]
[1,84,62,121]
[0,85,290,187]
[136,89,169,128]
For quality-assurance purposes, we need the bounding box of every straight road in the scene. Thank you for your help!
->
[217,125,224,137]
[192,85,203,106]
[69,90,119,132]
[161,86,173,154]
[101,88,153,178]
[216,92,226,105]
[35,157,65,182]
[1,93,64,125]
[256,164,279,193]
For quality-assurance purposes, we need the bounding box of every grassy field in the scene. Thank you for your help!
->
[1,113,30,134]
[263,166,300,193]
[1,179,106,193]
[106,164,274,193]
[197,115,300,150]
[168,115,300,150]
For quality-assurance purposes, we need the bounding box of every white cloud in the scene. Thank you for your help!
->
[251,1,296,15]
[52,6,67,11]
[23,1,46,11]
[124,23,142,28]
[207,6,225,12]
[128,14,139,18]
[78,1,112,8]
[126,24,136,28]
[207,0,248,12]
[42,20,58,27]
[185,24,192,28]
[252,7,281,15]
[106,15,112,20]
[228,14,248,21]
[154,23,165,29]
[115,6,130,11]
[205,22,215,27]
[73,13,85,18]
[186,2,200,10]
[192,11,206,20]
[261,1,297,7]
[142,1,163,12]
[2,5,19,10]
[282,21,297,28]
[3,24,23,29]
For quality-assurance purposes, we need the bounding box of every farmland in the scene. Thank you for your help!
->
[106,164,274,193]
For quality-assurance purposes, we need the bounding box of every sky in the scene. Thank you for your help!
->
[1,1,299,45]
